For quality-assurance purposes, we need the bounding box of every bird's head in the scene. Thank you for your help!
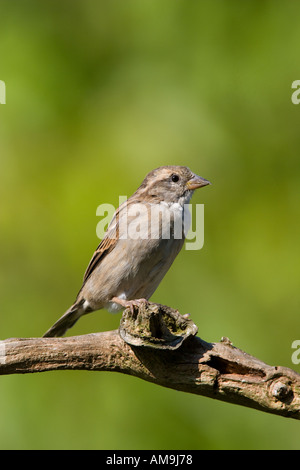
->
[136,166,211,205]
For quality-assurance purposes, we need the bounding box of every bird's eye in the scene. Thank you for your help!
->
[171,174,179,183]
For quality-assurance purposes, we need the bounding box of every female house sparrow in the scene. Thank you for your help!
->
[43,166,210,337]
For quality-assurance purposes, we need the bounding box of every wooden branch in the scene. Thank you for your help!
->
[1,302,300,420]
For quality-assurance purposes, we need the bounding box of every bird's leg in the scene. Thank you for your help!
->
[111,297,149,314]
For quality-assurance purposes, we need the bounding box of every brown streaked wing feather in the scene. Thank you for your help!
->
[82,197,146,285]
[82,208,120,284]
[82,235,118,284]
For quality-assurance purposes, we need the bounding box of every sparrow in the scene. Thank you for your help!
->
[43,166,211,337]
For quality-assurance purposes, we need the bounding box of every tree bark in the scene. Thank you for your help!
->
[0,302,299,420]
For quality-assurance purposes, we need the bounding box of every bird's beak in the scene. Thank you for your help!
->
[186,174,211,190]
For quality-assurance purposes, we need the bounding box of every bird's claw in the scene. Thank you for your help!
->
[125,298,149,314]
[110,296,149,314]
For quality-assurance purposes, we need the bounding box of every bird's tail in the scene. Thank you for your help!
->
[43,300,85,337]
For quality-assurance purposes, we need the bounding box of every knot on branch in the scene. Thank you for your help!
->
[270,380,293,402]
[119,302,198,350]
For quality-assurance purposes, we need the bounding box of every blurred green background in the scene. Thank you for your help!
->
[1,0,300,450]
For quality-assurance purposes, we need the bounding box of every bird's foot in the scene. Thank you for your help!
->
[111,297,149,314]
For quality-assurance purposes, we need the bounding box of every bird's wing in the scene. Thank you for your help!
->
[82,210,120,284]
[82,198,142,284]
[82,232,117,284]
